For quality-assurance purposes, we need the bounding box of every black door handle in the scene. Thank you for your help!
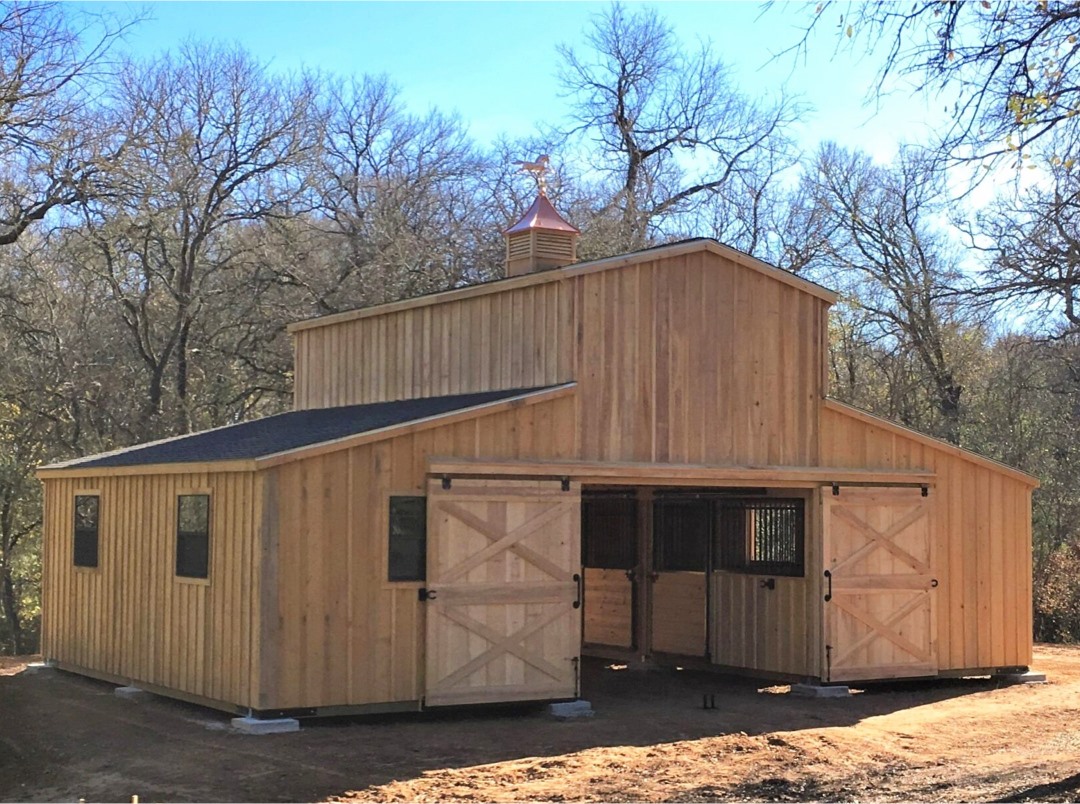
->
[418,588,437,602]
[573,573,582,609]
[823,569,832,602]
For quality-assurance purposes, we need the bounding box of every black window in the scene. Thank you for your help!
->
[582,493,637,569]
[388,496,426,582]
[176,495,210,579]
[716,499,804,577]
[653,498,709,572]
[73,495,99,568]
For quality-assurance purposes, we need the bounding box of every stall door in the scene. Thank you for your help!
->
[822,487,937,682]
[651,497,709,657]
[424,477,581,706]
[581,492,637,649]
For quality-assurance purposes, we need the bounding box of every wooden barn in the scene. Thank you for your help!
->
[38,192,1038,716]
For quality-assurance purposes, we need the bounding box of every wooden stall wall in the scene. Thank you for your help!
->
[258,394,578,710]
[292,279,575,409]
[41,470,262,710]
[582,568,633,648]
[575,251,829,465]
[820,401,1035,672]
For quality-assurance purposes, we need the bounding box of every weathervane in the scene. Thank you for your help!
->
[513,154,551,196]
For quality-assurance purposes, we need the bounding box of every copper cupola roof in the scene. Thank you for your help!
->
[504,194,581,235]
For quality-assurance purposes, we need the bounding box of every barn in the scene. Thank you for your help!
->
[38,192,1038,716]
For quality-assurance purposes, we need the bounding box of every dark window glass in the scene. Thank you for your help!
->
[73,495,99,568]
[388,496,426,581]
[582,493,637,569]
[716,499,804,577]
[653,498,709,572]
[176,495,210,579]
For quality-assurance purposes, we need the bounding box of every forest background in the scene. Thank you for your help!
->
[3,1,1080,654]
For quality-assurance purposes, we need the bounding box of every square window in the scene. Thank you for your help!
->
[716,499,805,577]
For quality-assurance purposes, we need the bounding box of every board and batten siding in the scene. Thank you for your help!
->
[258,394,578,710]
[293,250,830,467]
[41,471,262,710]
[820,401,1034,672]
[292,280,575,410]
[574,252,827,465]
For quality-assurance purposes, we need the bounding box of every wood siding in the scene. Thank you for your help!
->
[293,251,829,466]
[293,280,575,409]
[41,471,261,710]
[651,572,707,656]
[582,568,633,648]
[821,403,1033,672]
[258,395,578,710]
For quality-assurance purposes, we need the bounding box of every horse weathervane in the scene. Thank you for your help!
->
[513,154,551,196]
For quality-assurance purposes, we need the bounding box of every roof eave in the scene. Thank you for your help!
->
[287,239,837,335]
[37,458,259,480]
[823,398,1041,488]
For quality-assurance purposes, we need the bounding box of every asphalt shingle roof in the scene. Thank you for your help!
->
[58,387,556,469]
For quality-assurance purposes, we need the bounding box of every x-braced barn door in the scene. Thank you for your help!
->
[822,487,937,683]
[423,477,582,707]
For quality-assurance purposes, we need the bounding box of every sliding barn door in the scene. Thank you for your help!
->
[822,487,937,682]
[424,478,582,707]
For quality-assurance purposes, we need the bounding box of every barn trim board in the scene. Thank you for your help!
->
[39,226,1040,715]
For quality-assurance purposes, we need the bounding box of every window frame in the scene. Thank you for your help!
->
[72,492,101,570]
[581,491,638,570]
[385,493,427,585]
[175,491,212,583]
[715,497,806,578]
[652,496,711,573]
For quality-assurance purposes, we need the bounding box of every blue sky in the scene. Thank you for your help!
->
[100,1,945,163]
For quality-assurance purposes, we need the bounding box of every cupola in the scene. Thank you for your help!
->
[504,185,580,277]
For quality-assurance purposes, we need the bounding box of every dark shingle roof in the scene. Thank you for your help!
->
[55,387,558,469]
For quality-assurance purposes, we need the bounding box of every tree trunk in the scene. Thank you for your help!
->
[0,565,24,655]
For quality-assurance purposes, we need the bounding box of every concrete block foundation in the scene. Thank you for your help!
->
[995,670,1048,685]
[114,686,152,701]
[231,716,300,735]
[790,683,851,698]
[548,700,594,719]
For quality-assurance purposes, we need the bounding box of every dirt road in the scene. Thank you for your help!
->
[2,647,1079,802]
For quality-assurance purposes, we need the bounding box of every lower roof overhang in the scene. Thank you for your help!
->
[427,458,936,488]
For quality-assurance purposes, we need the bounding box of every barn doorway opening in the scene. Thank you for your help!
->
[580,486,808,668]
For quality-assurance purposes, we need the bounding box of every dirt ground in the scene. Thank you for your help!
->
[2,648,1080,803]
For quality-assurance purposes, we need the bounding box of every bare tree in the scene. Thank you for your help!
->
[805,143,982,442]
[0,2,132,246]
[557,3,800,252]
[75,43,319,436]
[282,75,499,316]
[968,160,1080,331]
[788,2,1080,165]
